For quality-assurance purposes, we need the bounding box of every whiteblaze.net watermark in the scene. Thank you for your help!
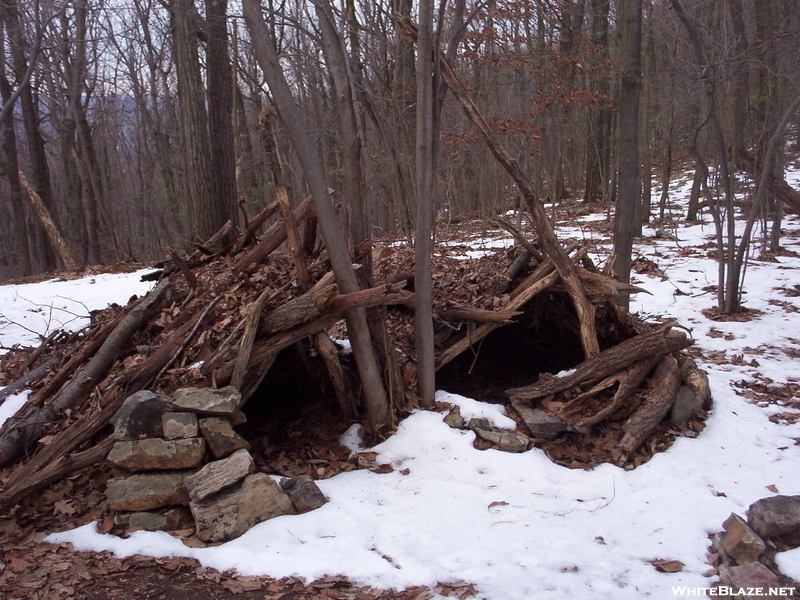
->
[672,587,796,597]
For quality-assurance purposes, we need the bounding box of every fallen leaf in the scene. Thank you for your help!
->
[651,559,684,573]
[766,484,779,493]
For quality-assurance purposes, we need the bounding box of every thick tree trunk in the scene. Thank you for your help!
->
[206,0,238,236]
[0,49,32,275]
[169,0,217,242]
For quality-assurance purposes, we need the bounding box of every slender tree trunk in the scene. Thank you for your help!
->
[242,0,390,432]
[613,0,643,310]
[413,0,436,407]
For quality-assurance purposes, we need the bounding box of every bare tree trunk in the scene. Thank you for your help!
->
[414,0,436,407]
[242,0,390,432]
[613,0,642,311]
[5,0,57,270]
[206,0,238,237]
[169,0,217,242]
[0,27,32,275]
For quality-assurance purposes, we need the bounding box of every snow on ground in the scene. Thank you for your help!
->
[3,177,800,598]
[0,268,157,352]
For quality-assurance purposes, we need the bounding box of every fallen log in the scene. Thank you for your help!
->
[27,301,133,408]
[616,355,682,459]
[0,279,172,468]
[506,325,692,403]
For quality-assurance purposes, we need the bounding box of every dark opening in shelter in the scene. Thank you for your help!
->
[436,292,591,403]
[238,343,342,446]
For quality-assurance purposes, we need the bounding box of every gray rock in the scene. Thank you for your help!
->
[111,391,173,440]
[113,507,194,533]
[172,386,241,416]
[108,438,206,472]
[746,495,800,538]
[106,471,192,511]
[468,418,529,452]
[670,385,705,423]
[443,405,465,429]
[162,412,199,439]
[719,513,765,564]
[511,400,573,440]
[719,562,780,598]
[198,417,250,459]
[184,448,255,502]
[190,473,295,543]
[281,475,328,513]
[678,356,712,411]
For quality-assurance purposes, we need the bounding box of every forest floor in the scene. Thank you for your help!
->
[2,166,800,599]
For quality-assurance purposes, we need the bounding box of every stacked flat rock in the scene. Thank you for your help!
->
[106,386,328,542]
[107,390,200,532]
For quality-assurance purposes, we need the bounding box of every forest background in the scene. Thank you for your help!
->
[1,0,799,308]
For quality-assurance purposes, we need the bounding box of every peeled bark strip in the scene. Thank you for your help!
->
[616,355,682,458]
[507,326,692,402]
[0,279,172,468]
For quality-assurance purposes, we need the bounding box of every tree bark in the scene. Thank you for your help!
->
[613,0,643,310]
[206,0,238,236]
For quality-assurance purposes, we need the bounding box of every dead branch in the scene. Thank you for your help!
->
[18,169,78,271]
[167,247,198,288]
[493,217,544,263]
[0,356,60,403]
[507,325,693,403]
[0,435,114,514]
